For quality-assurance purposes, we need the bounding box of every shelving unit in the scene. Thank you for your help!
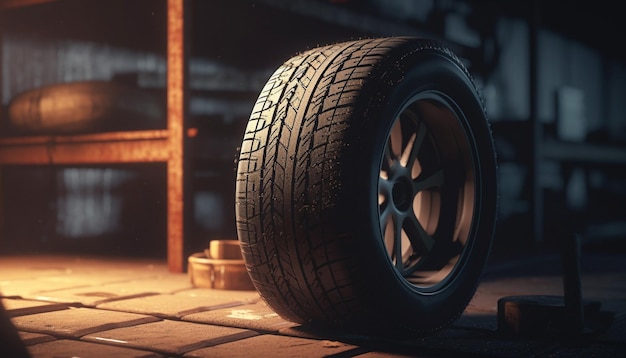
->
[0,0,493,271]
[0,0,378,273]
[541,140,626,166]
[529,3,626,245]
[494,117,626,247]
[0,0,191,272]
[0,131,169,164]
[4,0,618,270]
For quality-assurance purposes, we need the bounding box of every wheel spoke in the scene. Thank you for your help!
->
[405,211,435,254]
[403,122,427,169]
[413,169,444,192]
[393,214,404,270]
[440,237,465,258]
[379,175,392,204]
[381,209,394,256]
[380,164,397,263]
[381,140,394,174]
[390,118,403,159]
[400,133,415,167]
[379,196,391,228]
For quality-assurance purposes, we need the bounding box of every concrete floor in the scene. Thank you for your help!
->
[1,246,625,357]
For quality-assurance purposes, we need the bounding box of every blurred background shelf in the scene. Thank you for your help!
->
[0,130,169,164]
[1,0,624,268]
[541,139,626,165]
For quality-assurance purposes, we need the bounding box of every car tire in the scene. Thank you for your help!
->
[235,37,498,337]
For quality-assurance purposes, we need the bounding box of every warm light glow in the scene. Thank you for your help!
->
[93,337,129,344]
[187,127,198,138]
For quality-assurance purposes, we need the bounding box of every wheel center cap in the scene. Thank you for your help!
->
[392,177,412,211]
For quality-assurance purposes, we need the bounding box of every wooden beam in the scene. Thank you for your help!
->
[167,0,190,273]
[0,129,168,146]
[0,0,58,10]
[0,26,4,243]
[0,136,169,165]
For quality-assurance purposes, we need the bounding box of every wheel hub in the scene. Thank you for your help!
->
[378,95,479,289]
[392,176,413,212]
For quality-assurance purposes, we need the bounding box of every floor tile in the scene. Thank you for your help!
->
[0,263,71,281]
[27,339,164,358]
[18,331,56,346]
[29,275,191,306]
[410,327,558,358]
[83,319,258,355]
[28,288,156,307]
[0,278,91,298]
[98,289,259,319]
[0,255,171,285]
[184,333,358,358]
[1,298,68,317]
[182,301,298,332]
[1,252,623,358]
[453,312,498,331]
[174,287,261,302]
[11,307,160,338]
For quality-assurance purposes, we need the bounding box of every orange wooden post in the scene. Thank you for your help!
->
[167,0,190,272]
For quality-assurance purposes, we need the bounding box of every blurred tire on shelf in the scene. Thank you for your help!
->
[7,81,163,135]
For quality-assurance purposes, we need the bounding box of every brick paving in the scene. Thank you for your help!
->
[11,307,160,338]
[82,320,258,356]
[1,252,625,357]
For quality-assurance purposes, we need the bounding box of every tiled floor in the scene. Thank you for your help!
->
[1,250,625,357]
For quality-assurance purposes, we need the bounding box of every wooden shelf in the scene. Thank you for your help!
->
[0,130,169,165]
[0,0,167,55]
[0,0,189,273]
[542,139,626,166]
[0,0,58,10]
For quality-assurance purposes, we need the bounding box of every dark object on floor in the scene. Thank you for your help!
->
[0,299,30,358]
[498,233,615,339]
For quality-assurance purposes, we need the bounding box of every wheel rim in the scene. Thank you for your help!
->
[378,93,476,291]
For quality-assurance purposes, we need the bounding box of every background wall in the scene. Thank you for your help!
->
[1,0,624,258]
